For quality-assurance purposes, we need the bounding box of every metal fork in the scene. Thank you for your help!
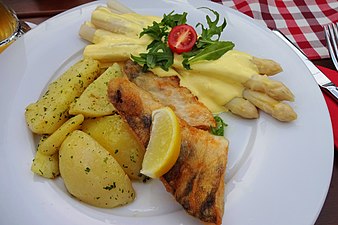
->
[324,22,338,70]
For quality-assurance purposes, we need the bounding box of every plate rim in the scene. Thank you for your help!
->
[0,1,333,225]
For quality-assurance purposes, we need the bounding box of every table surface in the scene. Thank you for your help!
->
[3,0,338,224]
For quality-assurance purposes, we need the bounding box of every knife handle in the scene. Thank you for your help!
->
[322,83,338,102]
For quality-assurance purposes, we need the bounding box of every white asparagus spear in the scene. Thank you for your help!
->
[79,22,97,43]
[91,6,142,37]
[225,97,259,119]
[244,74,295,101]
[79,22,152,45]
[91,6,160,37]
[251,57,283,76]
[107,0,135,14]
[83,42,147,63]
[243,89,297,122]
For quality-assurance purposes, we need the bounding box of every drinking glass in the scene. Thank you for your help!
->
[0,1,30,53]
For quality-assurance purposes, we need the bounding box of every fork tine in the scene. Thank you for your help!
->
[324,22,338,70]
[331,23,338,60]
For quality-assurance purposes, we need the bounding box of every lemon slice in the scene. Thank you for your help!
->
[141,107,181,178]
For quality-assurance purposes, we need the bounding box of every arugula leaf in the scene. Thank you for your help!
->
[182,8,234,69]
[162,11,187,28]
[183,41,234,69]
[210,115,227,136]
[131,42,173,71]
[139,11,187,42]
[196,7,227,47]
[139,21,168,41]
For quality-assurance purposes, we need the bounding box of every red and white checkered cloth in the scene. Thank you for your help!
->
[212,0,338,60]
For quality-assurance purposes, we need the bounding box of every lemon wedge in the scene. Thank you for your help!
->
[141,107,181,178]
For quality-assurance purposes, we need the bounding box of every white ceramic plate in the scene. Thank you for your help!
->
[0,1,333,225]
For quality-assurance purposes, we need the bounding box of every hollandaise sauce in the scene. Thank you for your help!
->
[174,50,259,113]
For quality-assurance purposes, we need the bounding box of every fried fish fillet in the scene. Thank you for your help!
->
[162,121,228,225]
[108,77,228,224]
[123,60,216,130]
[108,77,161,147]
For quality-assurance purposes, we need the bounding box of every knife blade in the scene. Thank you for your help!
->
[272,29,338,102]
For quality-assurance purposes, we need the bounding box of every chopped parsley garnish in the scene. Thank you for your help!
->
[84,167,91,173]
[103,182,116,190]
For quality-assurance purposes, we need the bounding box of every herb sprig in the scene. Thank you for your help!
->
[210,115,227,136]
[131,8,234,71]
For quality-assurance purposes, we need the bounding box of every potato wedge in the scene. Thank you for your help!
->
[59,130,135,208]
[81,115,145,180]
[31,149,59,179]
[25,58,101,134]
[38,114,84,155]
[69,63,122,117]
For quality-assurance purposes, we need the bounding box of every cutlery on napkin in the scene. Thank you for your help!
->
[272,29,338,149]
[317,66,338,149]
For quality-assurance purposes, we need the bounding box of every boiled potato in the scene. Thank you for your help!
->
[59,130,135,208]
[81,115,145,180]
[69,63,123,117]
[25,58,101,134]
[38,114,84,155]
[31,150,59,179]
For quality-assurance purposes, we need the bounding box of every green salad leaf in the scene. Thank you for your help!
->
[182,7,234,69]
[182,41,234,69]
[210,115,227,136]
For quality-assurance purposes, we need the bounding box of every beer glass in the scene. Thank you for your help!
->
[0,1,30,53]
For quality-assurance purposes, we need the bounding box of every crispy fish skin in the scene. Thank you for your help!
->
[108,77,228,224]
[108,77,162,147]
[123,60,216,129]
[161,120,227,224]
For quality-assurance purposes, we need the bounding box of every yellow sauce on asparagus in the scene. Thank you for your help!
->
[173,50,259,113]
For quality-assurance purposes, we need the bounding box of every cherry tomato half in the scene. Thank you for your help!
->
[168,24,197,54]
